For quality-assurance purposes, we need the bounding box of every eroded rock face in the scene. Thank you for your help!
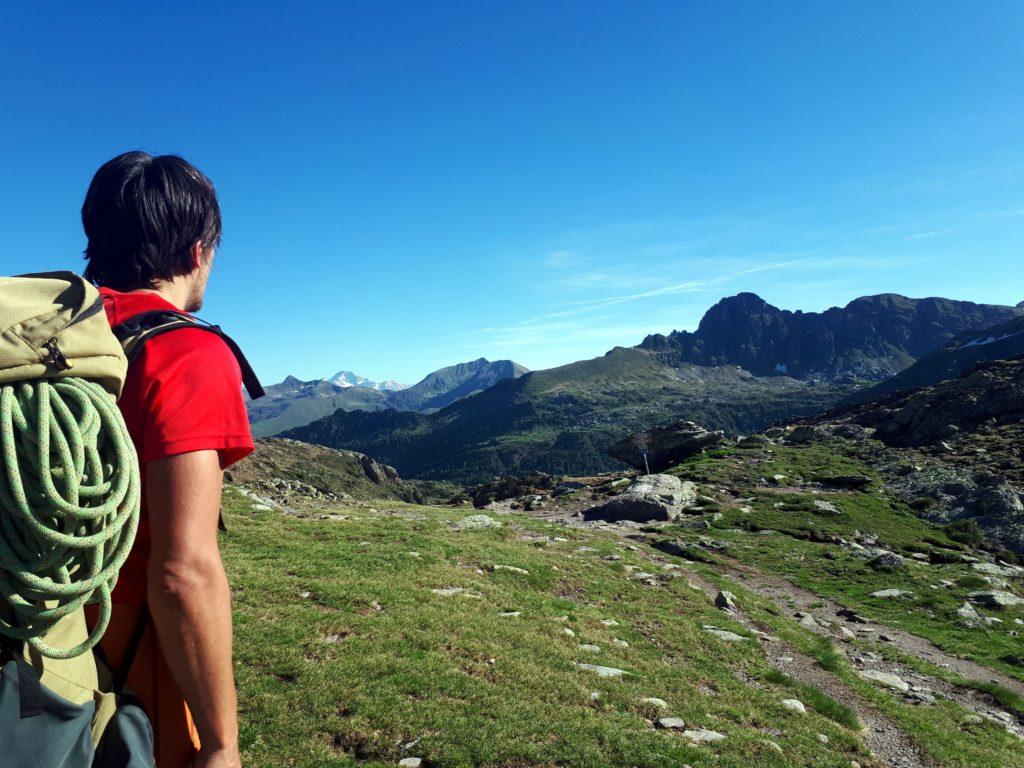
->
[608,421,724,472]
[583,474,697,523]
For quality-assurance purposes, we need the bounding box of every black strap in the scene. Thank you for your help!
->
[112,605,150,695]
[112,310,265,400]
[13,656,44,718]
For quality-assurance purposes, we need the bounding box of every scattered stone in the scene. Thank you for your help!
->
[612,638,630,648]
[563,628,576,637]
[500,611,522,618]
[431,587,464,597]
[816,733,829,744]
[703,625,748,642]
[641,697,669,710]
[589,691,601,701]
[780,698,806,715]
[575,662,628,678]
[799,614,820,629]
[967,590,1024,609]
[813,500,841,514]
[578,644,602,653]
[683,729,726,744]
[657,717,686,730]
[858,670,910,693]
[453,514,501,530]
[490,564,530,575]
[870,589,911,598]
[868,552,906,572]
[398,758,422,768]
[714,591,738,611]
[601,619,619,626]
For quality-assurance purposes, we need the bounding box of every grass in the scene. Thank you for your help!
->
[664,443,1024,682]
[758,669,860,729]
[221,489,873,768]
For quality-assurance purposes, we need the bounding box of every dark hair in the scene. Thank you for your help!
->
[82,151,222,290]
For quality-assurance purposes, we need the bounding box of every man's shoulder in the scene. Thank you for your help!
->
[139,325,242,380]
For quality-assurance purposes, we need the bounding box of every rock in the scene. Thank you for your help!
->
[583,474,697,523]
[714,591,738,611]
[612,638,630,648]
[870,589,911,598]
[813,500,841,514]
[578,644,601,653]
[738,434,772,447]
[868,552,906,572]
[398,759,422,768]
[431,587,465,597]
[703,626,748,642]
[600,619,619,626]
[815,473,872,489]
[858,670,910,692]
[563,628,576,637]
[453,514,501,531]
[500,611,522,618]
[799,614,820,629]
[816,733,829,744]
[788,425,827,444]
[490,564,530,575]
[972,562,1019,578]
[780,699,806,715]
[641,697,670,710]
[967,590,1024,609]
[607,420,725,472]
[955,601,981,626]
[657,717,687,730]
[683,728,726,744]
[575,662,628,678]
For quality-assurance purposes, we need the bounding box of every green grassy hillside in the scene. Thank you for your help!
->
[283,347,848,483]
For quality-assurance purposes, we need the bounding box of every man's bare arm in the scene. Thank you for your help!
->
[146,450,240,767]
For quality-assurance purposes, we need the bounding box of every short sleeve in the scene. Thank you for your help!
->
[136,328,255,468]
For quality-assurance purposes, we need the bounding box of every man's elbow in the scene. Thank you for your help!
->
[149,553,227,605]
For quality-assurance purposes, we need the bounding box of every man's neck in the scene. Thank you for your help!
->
[128,280,191,312]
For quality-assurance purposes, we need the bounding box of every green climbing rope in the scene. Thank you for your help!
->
[0,377,140,659]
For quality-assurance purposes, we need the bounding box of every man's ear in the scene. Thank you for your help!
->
[189,241,204,271]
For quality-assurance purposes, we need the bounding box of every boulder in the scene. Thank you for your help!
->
[858,670,910,692]
[584,474,697,523]
[868,552,906,572]
[967,590,1024,609]
[608,421,724,472]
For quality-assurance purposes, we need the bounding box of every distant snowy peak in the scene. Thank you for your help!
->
[327,370,409,392]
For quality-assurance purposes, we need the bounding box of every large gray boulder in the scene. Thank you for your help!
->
[608,421,724,472]
[584,474,697,523]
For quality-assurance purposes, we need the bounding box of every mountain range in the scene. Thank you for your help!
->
[281,292,1022,483]
[248,358,529,437]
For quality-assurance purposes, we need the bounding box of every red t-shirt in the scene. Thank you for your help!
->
[99,288,255,604]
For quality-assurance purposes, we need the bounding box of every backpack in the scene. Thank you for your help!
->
[0,271,263,767]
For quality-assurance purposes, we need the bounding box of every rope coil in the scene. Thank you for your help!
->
[0,377,140,658]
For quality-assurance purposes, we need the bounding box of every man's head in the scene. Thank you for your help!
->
[82,151,221,311]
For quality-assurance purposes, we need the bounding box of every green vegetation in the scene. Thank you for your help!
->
[283,348,849,483]
[222,490,874,768]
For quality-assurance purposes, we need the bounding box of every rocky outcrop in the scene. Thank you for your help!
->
[583,474,697,522]
[640,292,1021,382]
[608,421,725,472]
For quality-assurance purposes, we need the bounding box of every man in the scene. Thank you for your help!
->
[82,151,253,768]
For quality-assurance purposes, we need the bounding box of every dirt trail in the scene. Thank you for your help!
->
[522,501,1024,765]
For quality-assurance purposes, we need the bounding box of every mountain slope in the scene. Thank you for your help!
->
[247,376,388,437]
[328,370,408,391]
[284,346,846,482]
[846,314,1024,403]
[641,293,1021,382]
[385,357,530,412]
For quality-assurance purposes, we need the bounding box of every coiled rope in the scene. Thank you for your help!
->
[0,378,140,659]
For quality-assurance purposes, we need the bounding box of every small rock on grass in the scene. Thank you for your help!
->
[579,644,601,653]
[870,589,911,598]
[398,759,422,768]
[780,698,806,715]
[491,564,530,575]
[714,591,737,611]
[857,670,910,692]
[453,514,501,530]
[703,625,748,642]
[641,697,669,709]
[657,717,686,729]
[575,662,628,678]
[683,728,726,744]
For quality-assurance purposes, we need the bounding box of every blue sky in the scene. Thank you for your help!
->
[2,2,1022,386]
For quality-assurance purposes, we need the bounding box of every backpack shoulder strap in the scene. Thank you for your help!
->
[112,310,265,400]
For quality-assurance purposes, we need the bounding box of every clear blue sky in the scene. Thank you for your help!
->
[2,2,1022,385]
